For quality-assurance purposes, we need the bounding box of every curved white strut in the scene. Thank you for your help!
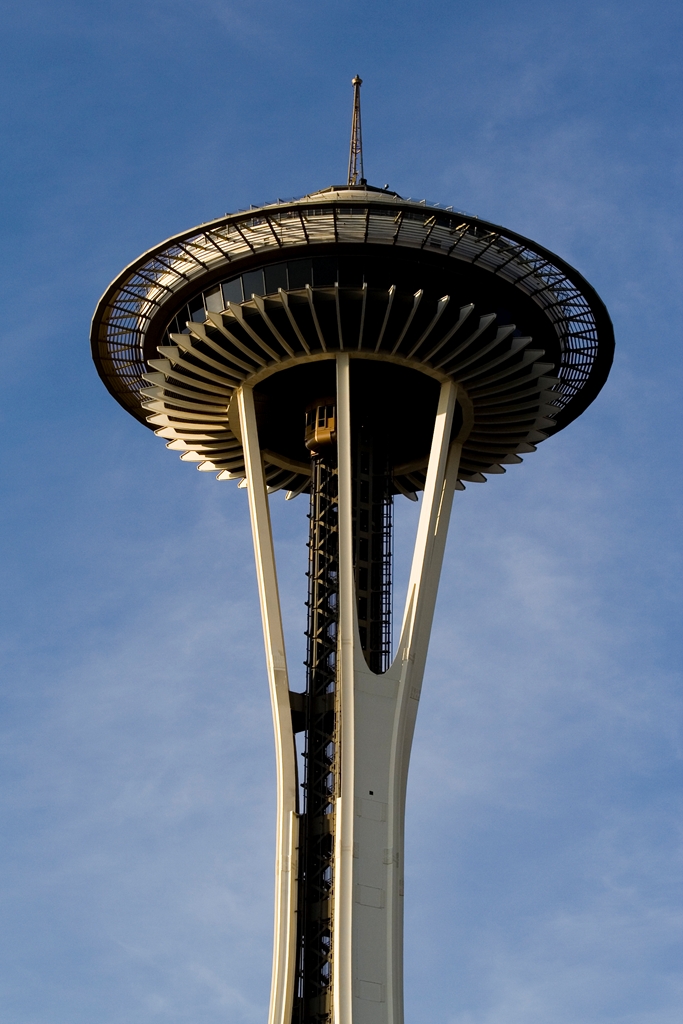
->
[239,385,299,1024]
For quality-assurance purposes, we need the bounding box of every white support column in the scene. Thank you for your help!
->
[384,384,462,1023]
[333,368,462,1024]
[395,379,461,686]
[237,384,299,1024]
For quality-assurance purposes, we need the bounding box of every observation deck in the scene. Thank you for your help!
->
[91,184,614,498]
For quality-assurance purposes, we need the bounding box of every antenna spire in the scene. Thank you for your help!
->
[347,75,365,187]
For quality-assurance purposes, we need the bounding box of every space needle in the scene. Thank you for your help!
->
[91,77,614,1024]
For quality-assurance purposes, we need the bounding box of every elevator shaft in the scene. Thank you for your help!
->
[295,403,393,1023]
[296,454,339,1023]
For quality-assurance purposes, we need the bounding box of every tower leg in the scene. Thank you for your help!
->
[238,385,299,1024]
[334,354,462,1023]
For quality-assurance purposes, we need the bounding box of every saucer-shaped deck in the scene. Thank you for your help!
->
[91,186,613,496]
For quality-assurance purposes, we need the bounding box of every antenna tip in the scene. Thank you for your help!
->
[352,75,362,86]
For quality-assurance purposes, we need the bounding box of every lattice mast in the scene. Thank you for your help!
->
[347,76,365,187]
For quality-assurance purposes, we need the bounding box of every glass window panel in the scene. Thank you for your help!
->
[361,256,393,290]
[174,305,191,334]
[204,286,223,312]
[287,259,313,288]
[242,269,264,298]
[188,296,205,322]
[264,263,288,294]
[222,278,243,305]
[312,257,337,287]
[166,313,182,340]
[338,256,364,287]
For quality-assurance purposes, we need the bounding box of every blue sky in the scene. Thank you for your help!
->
[0,1,681,1021]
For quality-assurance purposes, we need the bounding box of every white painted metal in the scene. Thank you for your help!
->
[240,366,462,1023]
[237,385,299,1024]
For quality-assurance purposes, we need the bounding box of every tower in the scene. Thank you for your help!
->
[91,79,613,1024]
